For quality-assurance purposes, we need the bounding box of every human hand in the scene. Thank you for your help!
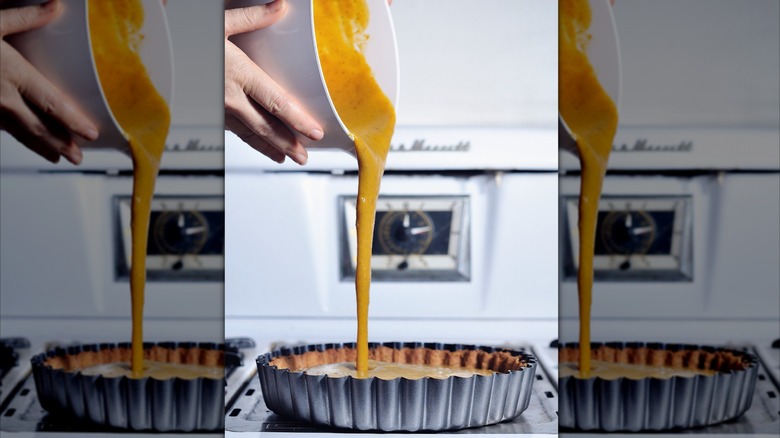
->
[0,0,99,164]
[224,0,323,165]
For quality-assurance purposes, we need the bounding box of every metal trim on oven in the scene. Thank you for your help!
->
[561,194,694,282]
[113,195,224,282]
[338,195,471,282]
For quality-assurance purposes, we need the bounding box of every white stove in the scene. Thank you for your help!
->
[224,124,560,437]
[558,1,779,436]
[224,1,559,436]
[558,0,780,347]
[0,1,225,436]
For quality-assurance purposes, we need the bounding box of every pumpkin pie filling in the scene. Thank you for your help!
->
[303,361,494,380]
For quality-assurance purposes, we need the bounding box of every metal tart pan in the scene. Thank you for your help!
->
[256,341,537,432]
[558,341,759,432]
[31,341,224,431]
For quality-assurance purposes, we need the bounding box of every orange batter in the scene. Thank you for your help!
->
[559,361,716,380]
[80,361,223,380]
[89,0,171,377]
[559,0,619,377]
[313,0,396,378]
[304,360,493,380]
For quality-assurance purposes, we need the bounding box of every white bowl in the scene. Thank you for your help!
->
[7,0,173,156]
[228,0,399,157]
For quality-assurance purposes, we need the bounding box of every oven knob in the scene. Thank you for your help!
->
[153,210,209,257]
[599,210,656,256]
[377,210,434,256]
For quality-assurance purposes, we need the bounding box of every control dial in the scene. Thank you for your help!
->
[153,209,209,257]
[377,210,434,256]
[600,210,656,256]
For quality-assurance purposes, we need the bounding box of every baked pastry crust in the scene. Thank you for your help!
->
[558,342,758,431]
[42,343,223,373]
[257,341,537,431]
[31,341,224,431]
[560,343,750,375]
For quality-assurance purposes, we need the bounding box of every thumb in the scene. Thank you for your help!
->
[225,0,287,37]
[0,0,62,37]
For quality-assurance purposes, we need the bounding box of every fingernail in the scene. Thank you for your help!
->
[268,0,284,11]
[42,0,58,11]
[294,152,308,165]
[62,101,99,140]
[84,127,99,141]
[62,145,81,165]
[308,129,324,141]
[68,147,83,165]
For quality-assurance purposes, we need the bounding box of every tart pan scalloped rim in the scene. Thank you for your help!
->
[256,341,538,432]
[558,341,759,432]
[31,341,224,432]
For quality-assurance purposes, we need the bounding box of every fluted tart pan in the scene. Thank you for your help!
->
[256,341,538,432]
[558,341,758,432]
[31,341,224,431]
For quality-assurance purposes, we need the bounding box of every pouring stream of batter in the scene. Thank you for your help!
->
[313,0,396,377]
[89,0,171,377]
[559,0,619,377]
